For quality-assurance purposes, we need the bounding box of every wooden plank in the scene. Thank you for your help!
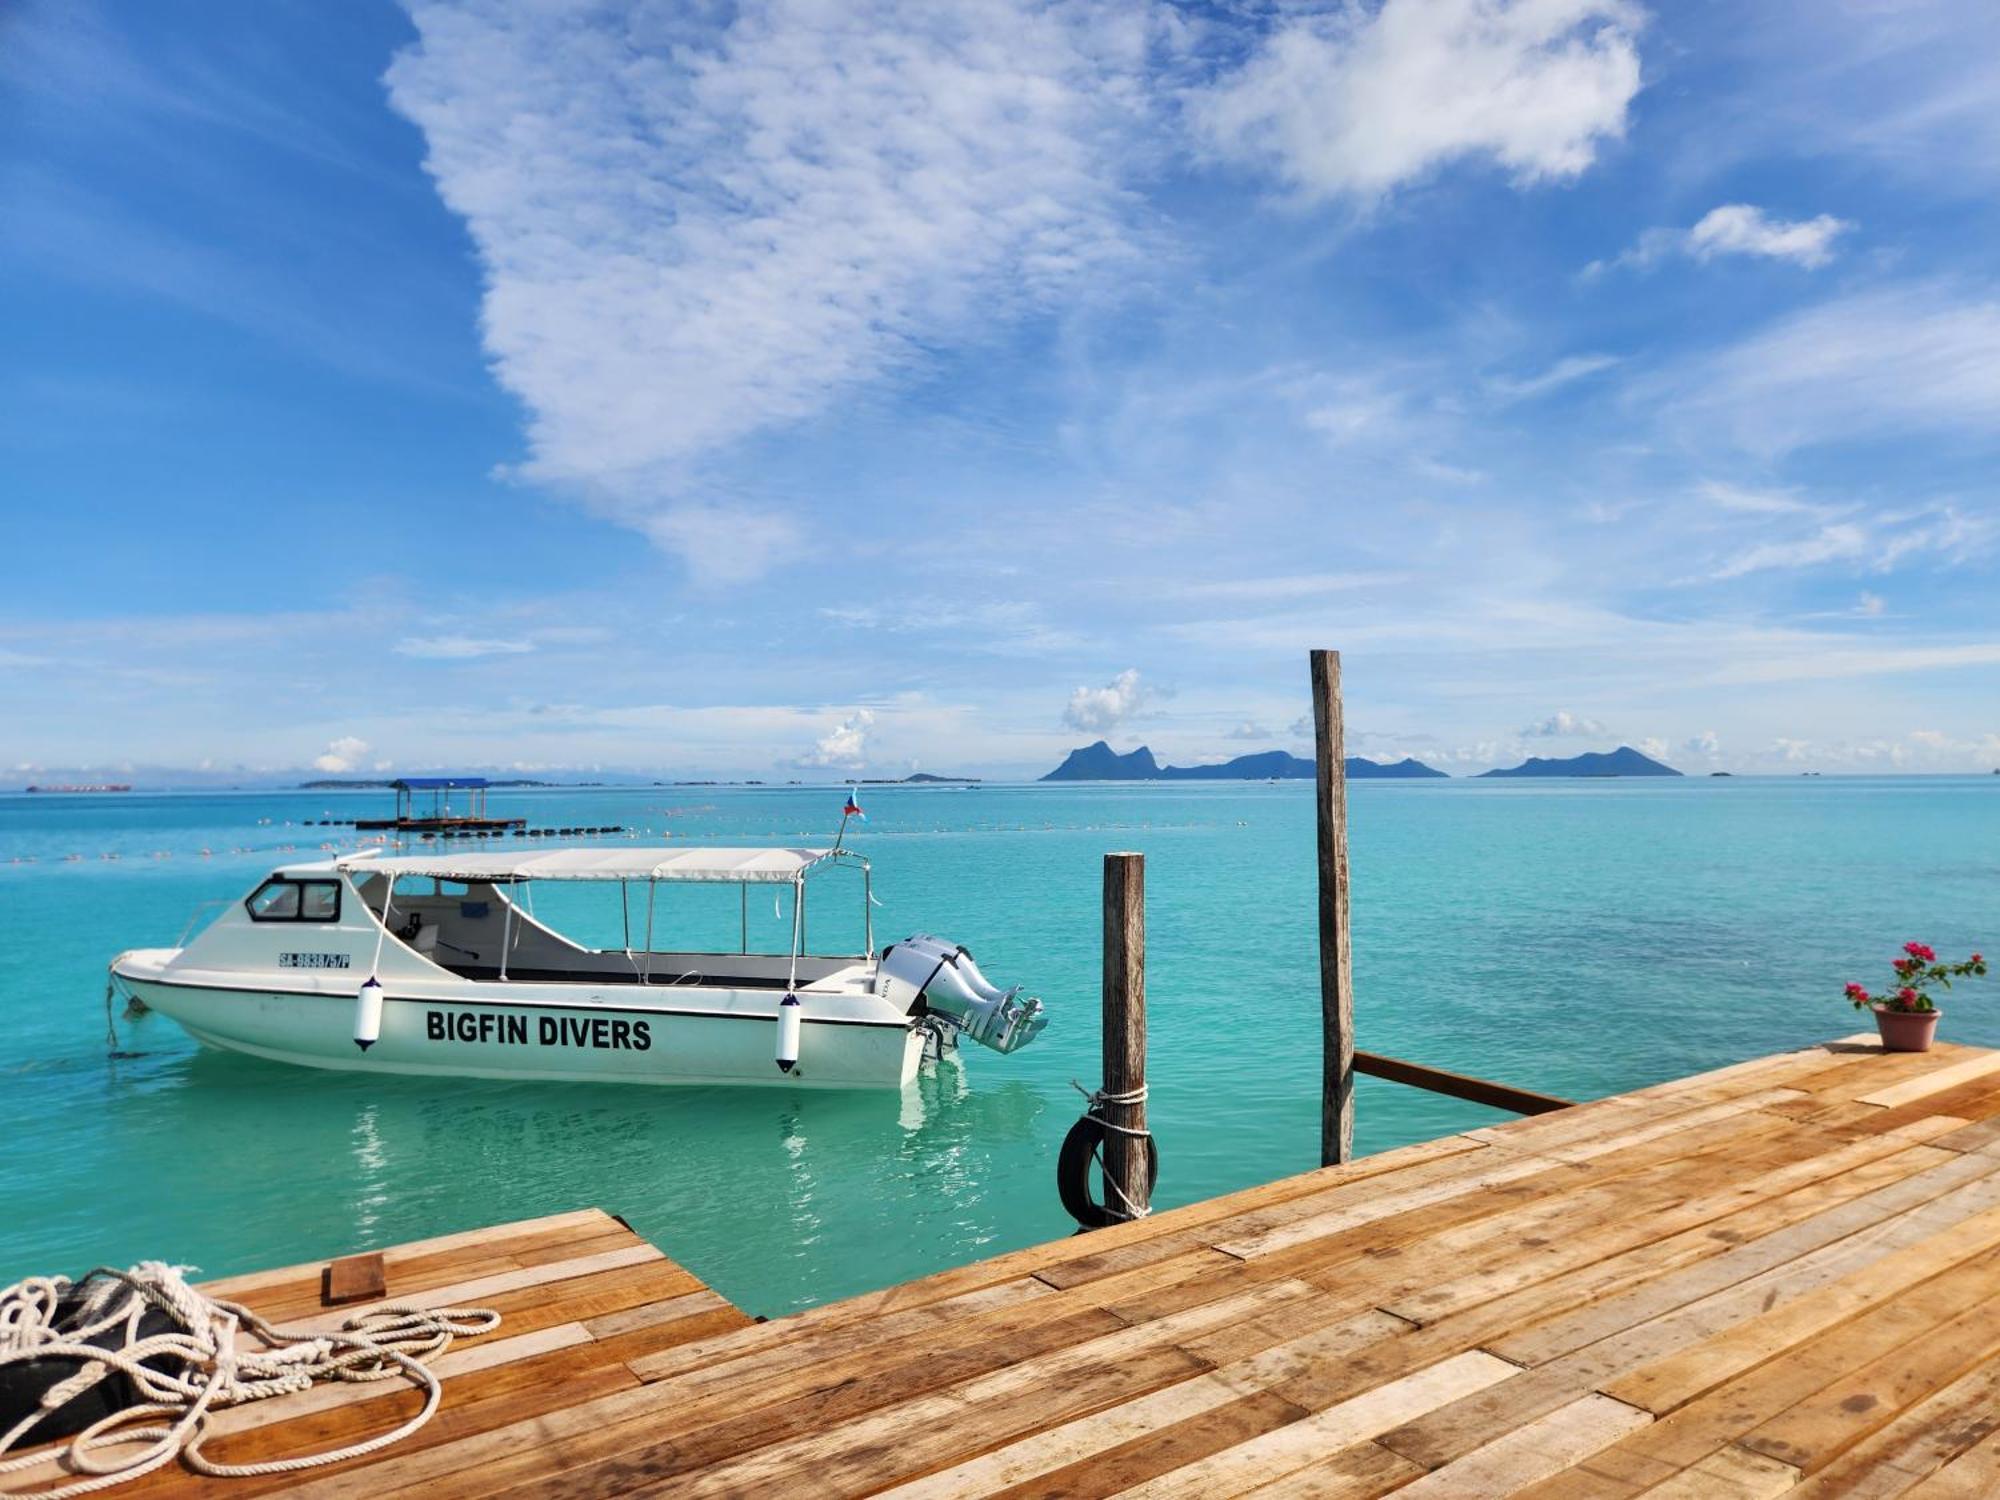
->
[1023,1390,1319,1499]
[1600,1241,2000,1476]
[1310,646,1354,1167]
[1606,1196,2000,1415]
[1342,1137,1954,1387]
[199,1208,616,1300]
[626,1294,1293,1499]
[1486,1144,2000,1368]
[628,1132,1490,1375]
[1782,1355,2000,1498]
[1354,1050,1574,1115]
[1374,1120,1962,1331]
[321,1252,385,1307]
[280,1243,668,1335]
[1634,1445,1800,1499]
[1109,1351,1519,1500]
[1857,1050,2000,1109]
[1898,1423,2000,1498]
[1388,1393,1652,1498]
[1736,1267,2000,1474]
[1233,1441,1426,1499]
[1377,1152,2000,1472]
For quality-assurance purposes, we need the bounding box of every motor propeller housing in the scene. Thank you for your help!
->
[876,935,1048,1054]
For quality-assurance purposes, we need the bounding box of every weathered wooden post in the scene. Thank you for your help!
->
[1311,649,1355,1166]
[1101,850,1150,1217]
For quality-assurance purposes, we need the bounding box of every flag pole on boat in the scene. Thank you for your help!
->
[832,788,865,852]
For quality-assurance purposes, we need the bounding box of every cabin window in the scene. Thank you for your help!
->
[246,878,341,923]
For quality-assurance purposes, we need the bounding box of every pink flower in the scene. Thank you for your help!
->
[1898,987,1919,1003]
[1845,983,1869,1000]
[1974,953,1985,966]
[1905,941,1937,962]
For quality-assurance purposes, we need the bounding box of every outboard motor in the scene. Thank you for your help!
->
[876,935,1048,1054]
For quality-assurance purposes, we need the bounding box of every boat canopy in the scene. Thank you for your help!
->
[335,846,852,885]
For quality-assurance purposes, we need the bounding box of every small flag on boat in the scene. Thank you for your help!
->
[843,790,865,821]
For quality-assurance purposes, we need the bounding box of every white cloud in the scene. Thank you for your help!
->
[1523,710,1608,737]
[311,736,371,773]
[1303,384,1404,443]
[1226,720,1271,741]
[1592,204,1850,276]
[640,505,801,586]
[1686,204,1849,267]
[1711,507,1988,580]
[385,0,1154,571]
[393,635,534,660]
[1193,0,1643,202]
[1683,729,1720,756]
[1663,284,2000,454]
[1064,668,1151,733]
[1179,572,1404,603]
[1694,481,1820,516]
[794,708,875,770]
[1856,591,1886,617]
[1486,353,1621,403]
[1712,522,1871,579]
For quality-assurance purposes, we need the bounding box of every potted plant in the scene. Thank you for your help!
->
[1846,942,1987,1052]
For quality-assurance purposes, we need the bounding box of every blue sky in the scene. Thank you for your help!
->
[4,0,1998,781]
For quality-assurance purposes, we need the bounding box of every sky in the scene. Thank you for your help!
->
[3,0,1999,782]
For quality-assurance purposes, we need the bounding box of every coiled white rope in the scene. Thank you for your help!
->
[1070,1080,1154,1220]
[0,1263,498,1498]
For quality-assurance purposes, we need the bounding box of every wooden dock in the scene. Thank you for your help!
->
[100,1034,2000,1496]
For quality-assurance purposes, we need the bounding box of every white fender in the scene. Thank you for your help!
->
[776,992,802,1073]
[353,976,384,1052]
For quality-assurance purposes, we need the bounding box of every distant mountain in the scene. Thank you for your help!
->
[1039,742,1448,782]
[1478,746,1681,779]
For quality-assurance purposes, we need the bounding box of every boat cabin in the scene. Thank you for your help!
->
[316,846,875,990]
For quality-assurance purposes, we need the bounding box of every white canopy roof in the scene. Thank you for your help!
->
[336,846,851,885]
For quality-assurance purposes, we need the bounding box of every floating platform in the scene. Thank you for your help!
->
[84,1034,2000,1495]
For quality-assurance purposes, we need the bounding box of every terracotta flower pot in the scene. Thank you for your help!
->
[1874,1004,1941,1053]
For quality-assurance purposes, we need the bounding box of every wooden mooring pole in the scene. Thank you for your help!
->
[1102,851,1150,1218]
[1311,649,1355,1166]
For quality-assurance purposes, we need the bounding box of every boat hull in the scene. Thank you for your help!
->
[118,973,924,1090]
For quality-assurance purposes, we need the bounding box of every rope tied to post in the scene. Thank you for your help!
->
[0,1262,498,1498]
[1058,1079,1158,1228]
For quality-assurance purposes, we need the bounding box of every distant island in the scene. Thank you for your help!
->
[1478,746,1681,778]
[861,773,980,784]
[1040,742,1448,782]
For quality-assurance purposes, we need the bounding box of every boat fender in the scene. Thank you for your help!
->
[354,976,384,1052]
[1056,1115,1159,1230]
[776,992,801,1074]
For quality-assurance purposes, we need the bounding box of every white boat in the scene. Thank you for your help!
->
[110,846,1046,1089]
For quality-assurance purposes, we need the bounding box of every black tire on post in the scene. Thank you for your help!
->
[1057,1113,1159,1230]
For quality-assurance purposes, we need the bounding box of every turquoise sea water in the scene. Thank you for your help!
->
[2,777,1995,1314]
